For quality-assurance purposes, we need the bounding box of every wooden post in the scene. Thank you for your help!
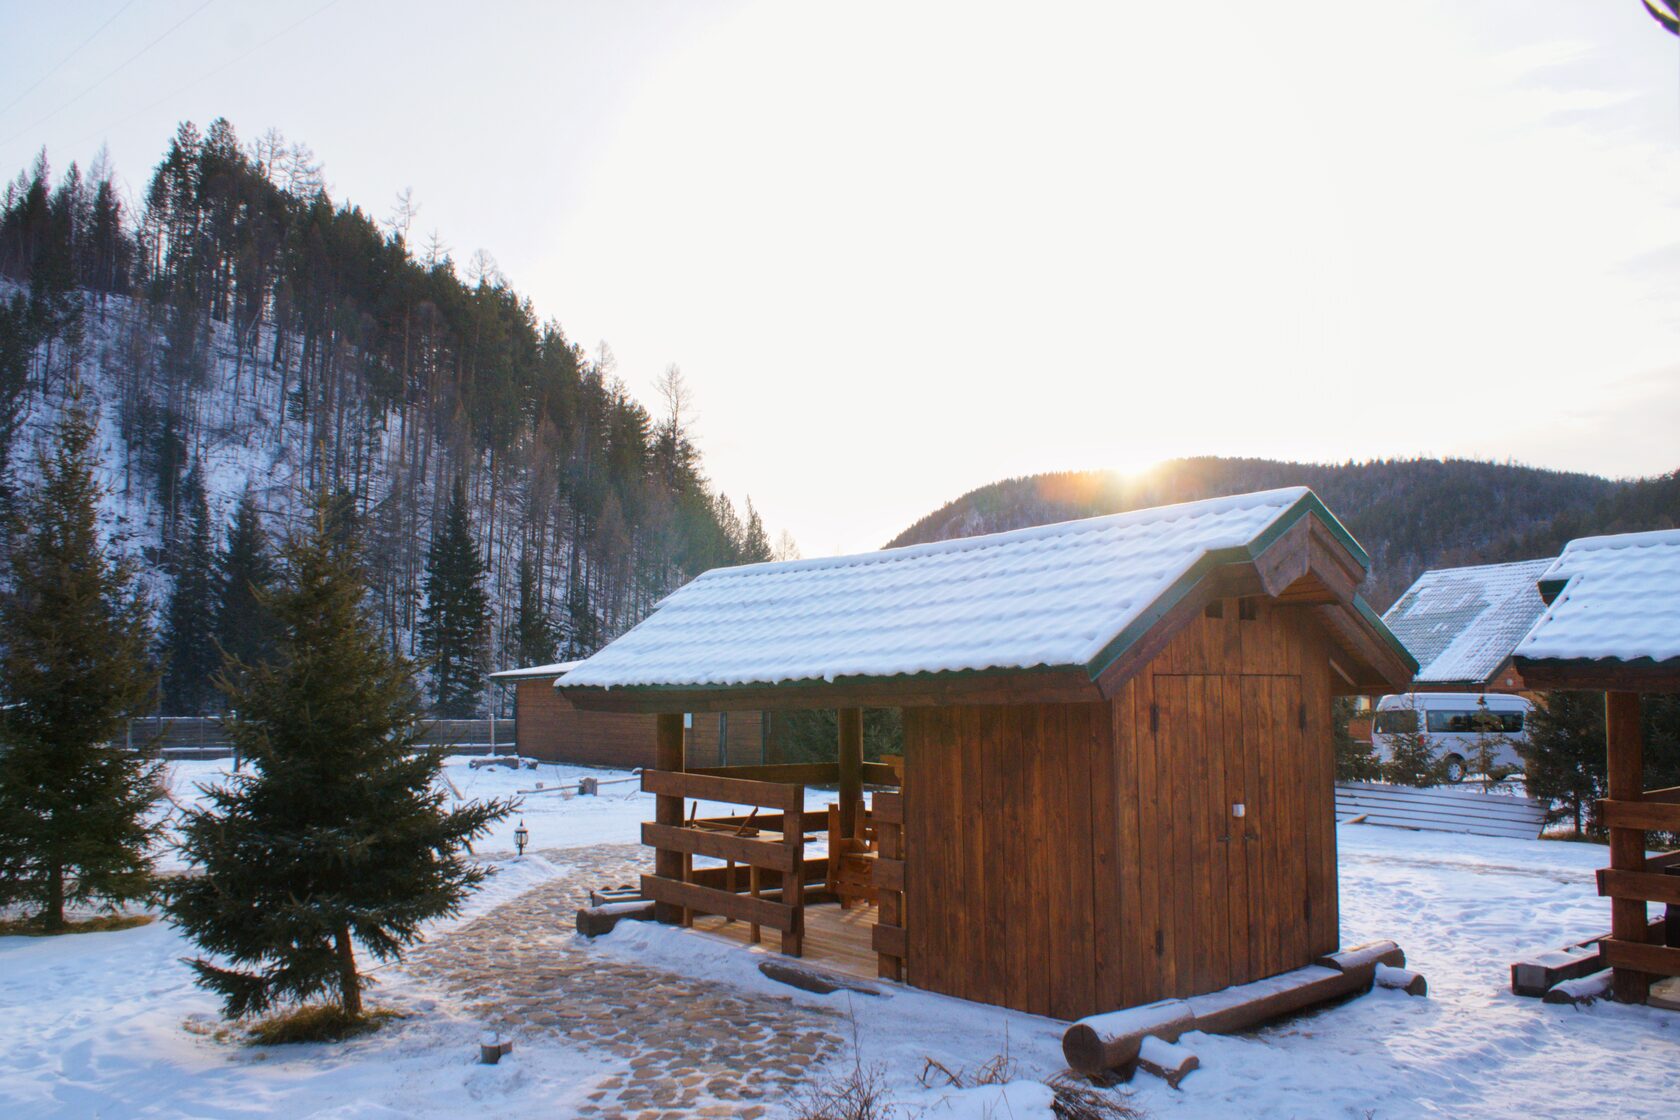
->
[839,707,864,840]
[782,798,804,957]
[1606,691,1648,1003]
[654,713,685,925]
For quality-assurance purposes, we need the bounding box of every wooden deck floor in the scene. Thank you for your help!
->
[690,902,880,981]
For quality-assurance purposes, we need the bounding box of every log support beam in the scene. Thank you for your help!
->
[654,713,686,925]
[838,708,864,839]
[1605,691,1649,1003]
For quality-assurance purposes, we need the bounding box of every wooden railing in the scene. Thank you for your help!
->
[873,790,906,980]
[1594,792,1680,983]
[640,768,809,955]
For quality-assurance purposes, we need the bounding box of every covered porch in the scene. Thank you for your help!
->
[635,710,908,981]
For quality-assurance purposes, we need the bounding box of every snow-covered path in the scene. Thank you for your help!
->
[2,759,1676,1119]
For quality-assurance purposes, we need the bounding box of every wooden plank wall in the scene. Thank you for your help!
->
[515,679,656,767]
[902,598,1339,1021]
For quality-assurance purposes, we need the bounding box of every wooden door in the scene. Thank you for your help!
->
[1239,673,1307,981]
[1153,672,1303,993]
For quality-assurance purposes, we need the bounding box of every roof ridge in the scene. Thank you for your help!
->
[696,486,1314,583]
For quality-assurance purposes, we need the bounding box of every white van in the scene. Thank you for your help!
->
[1371,692,1533,784]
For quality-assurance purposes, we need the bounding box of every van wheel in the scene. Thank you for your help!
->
[1443,755,1467,784]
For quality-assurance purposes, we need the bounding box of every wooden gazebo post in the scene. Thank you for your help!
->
[653,712,685,925]
[1605,692,1649,1003]
[838,708,864,838]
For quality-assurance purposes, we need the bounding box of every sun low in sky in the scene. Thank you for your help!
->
[1,0,1675,555]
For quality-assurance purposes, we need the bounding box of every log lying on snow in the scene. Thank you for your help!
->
[575,900,657,937]
[1374,964,1428,997]
[1509,916,1667,998]
[1541,969,1612,1007]
[1063,941,1419,1077]
[758,959,883,997]
[1136,1037,1199,1089]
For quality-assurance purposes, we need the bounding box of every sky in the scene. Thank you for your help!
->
[0,0,1676,556]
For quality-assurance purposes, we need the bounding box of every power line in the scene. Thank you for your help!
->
[63,0,348,153]
[0,0,140,119]
[0,0,220,148]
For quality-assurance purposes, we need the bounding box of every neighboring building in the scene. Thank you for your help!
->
[561,487,1415,1020]
[489,661,652,768]
[1382,558,1554,691]
[489,662,778,768]
[1512,528,1680,1005]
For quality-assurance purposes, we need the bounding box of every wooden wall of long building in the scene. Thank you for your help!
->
[902,597,1338,1021]
[513,679,656,768]
[513,680,777,770]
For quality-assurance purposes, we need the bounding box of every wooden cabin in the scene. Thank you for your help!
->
[1511,529,1680,1005]
[560,488,1416,1020]
[489,662,780,768]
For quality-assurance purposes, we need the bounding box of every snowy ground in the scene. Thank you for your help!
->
[4,756,1675,1119]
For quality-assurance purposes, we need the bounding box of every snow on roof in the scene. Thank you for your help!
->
[1381,558,1553,685]
[488,660,581,682]
[1515,529,1680,665]
[562,487,1358,690]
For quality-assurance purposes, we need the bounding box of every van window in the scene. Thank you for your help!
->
[1425,709,1524,734]
[1374,709,1418,734]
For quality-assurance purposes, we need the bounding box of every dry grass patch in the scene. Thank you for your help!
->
[0,913,154,936]
[245,1004,403,1046]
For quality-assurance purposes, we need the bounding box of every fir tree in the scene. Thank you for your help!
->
[162,467,219,714]
[1332,696,1381,782]
[418,479,489,717]
[0,403,159,930]
[214,491,278,675]
[166,487,513,1019]
[1521,692,1606,834]
[512,549,557,667]
[1379,700,1449,787]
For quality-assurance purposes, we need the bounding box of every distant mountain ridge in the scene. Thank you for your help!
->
[888,457,1680,610]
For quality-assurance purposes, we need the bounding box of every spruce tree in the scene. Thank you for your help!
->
[418,478,489,717]
[1332,696,1381,782]
[512,549,557,667]
[215,491,278,674]
[166,487,512,1020]
[0,403,159,930]
[1521,692,1606,835]
[162,467,219,714]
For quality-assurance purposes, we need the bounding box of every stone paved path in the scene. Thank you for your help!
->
[401,845,847,1119]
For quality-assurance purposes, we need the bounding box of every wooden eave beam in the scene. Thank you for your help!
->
[560,664,1106,714]
[1510,657,1680,694]
[1311,601,1415,695]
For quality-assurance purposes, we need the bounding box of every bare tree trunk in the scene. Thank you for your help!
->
[334,924,362,1016]
[46,861,65,931]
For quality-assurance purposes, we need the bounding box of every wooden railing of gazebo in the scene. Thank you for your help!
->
[641,710,901,963]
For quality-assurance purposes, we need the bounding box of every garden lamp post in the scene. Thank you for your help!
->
[514,820,528,858]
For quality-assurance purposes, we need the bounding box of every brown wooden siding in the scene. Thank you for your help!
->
[902,598,1338,1021]
[513,679,656,768]
[685,711,772,767]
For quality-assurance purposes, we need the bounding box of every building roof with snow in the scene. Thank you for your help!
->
[560,487,1415,709]
[488,660,580,682]
[1513,528,1680,691]
[1380,558,1553,688]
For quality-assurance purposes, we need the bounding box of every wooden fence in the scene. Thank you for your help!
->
[639,768,809,955]
[1595,789,1680,984]
[122,717,515,757]
[1334,781,1546,839]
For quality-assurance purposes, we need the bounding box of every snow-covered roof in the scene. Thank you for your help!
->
[488,660,580,682]
[562,487,1391,692]
[1515,529,1680,665]
[1381,558,1553,686]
